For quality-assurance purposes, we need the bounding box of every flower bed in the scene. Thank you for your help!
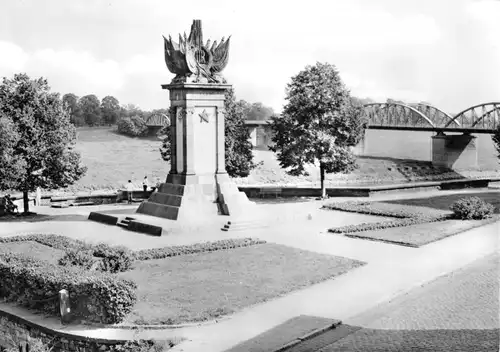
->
[0,252,137,324]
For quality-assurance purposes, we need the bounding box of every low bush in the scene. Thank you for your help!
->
[0,252,137,324]
[115,339,176,352]
[450,196,495,220]
[135,238,266,261]
[92,243,134,273]
[328,215,448,234]
[117,115,148,137]
[58,249,95,270]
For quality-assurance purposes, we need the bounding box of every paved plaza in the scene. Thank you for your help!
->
[0,188,498,351]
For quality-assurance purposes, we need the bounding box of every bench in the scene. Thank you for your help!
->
[259,187,282,198]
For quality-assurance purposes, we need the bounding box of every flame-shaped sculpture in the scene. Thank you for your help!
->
[163,20,231,84]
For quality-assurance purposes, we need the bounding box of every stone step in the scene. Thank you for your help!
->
[117,222,129,229]
[136,200,180,220]
[148,192,183,207]
[157,183,185,196]
[221,221,270,232]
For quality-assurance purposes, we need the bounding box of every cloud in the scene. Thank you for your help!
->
[0,42,167,108]
[0,41,28,73]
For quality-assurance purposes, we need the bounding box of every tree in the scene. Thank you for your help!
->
[100,95,120,125]
[492,126,500,161]
[224,88,258,177]
[269,62,366,198]
[0,73,87,213]
[62,93,84,126]
[159,88,257,178]
[79,94,101,126]
[247,102,275,121]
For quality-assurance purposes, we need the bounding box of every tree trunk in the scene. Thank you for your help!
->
[320,163,326,199]
[23,190,29,214]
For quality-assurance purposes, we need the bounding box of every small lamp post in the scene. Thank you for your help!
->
[59,289,71,324]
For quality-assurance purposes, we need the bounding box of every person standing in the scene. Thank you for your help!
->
[126,180,134,204]
[35,187,42,206]
[142,176,149,195]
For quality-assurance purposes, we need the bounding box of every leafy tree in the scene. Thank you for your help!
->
[492,126,500,161]
[269,62,366,198]
[247,102,275,121]
[0,73,87,213]
[79,94,102,126]
[160,88,257,178]
[62,93,84,126]
[117,115,148,137]
[224,88,258,177]
[101,95,120,125]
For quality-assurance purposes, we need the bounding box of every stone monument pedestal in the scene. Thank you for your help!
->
[136,83,255,224]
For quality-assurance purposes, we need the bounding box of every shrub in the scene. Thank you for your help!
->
[117,115,148,137]
[134,238,266,261]
[323,201,413,218]
[58,249,95,269]
[92,243,133,273]
[0,252,137,324]
[115,339,176,352]
[450,196,495,220]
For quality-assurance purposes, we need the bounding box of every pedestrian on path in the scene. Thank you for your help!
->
[142,176,149,193]
[126,180,134,204]
[35,187,42,206]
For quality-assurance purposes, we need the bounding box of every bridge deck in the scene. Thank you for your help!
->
[366,126,496,134]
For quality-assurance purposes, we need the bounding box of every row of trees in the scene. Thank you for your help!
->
[63,93,275,128]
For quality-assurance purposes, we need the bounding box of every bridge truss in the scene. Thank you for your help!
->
[363,102,500,133]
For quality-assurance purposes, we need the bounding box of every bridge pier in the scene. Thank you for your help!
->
[431,132,478,170]
[247,126,257,147]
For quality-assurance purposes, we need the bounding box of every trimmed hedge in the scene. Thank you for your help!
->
[92,243,134,273]
[0,252,137,324]
[58,249,96,269]
[135,238,266,261]
[323,201,416,218]
[0,233,87,250]
[450,196,495,220]
[328,215,449,234]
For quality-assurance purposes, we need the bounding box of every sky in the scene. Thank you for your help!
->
[0,0,498,114]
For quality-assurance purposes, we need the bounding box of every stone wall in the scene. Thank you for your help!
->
[0,312,128,352]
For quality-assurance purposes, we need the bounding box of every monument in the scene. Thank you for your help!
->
[136,20,255,223]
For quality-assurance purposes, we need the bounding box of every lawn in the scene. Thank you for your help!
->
[55,127,496,193]
[118,243,365,325]
[343,217,499,247]
[384,191,500,214]
[0,241,65,265]
[326,193,500,247]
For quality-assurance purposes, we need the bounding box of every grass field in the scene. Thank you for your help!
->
[65,127,500,193]
[119,243,364,325]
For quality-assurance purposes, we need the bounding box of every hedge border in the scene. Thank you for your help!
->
[0,253,137,324]
[328,215,449,234]
[134,238,267,260]
[324,200,451,234]
[0,234,267,261]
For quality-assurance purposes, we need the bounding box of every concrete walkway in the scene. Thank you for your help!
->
[0,189,498,351]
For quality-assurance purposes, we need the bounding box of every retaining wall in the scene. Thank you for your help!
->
[0,312,128,352]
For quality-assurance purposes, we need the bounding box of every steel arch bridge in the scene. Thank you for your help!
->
[363,102,500,134]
